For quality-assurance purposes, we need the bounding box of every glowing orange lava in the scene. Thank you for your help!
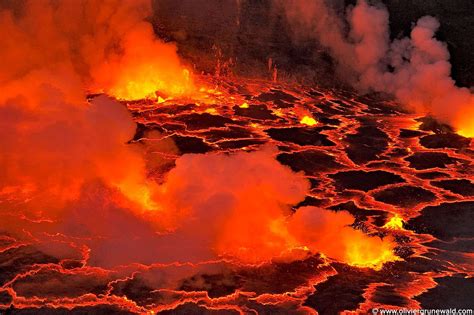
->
[300,115,318,126]
[450,99,474,138]
[107,68,194,101]
[345,235,400,270]
[92,23,196,101]
[457,121,474,138]
[383,214,404,230]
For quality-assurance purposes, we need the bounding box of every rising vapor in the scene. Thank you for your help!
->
[281,0,474,136]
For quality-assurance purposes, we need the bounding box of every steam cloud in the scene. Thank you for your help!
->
[47,148,397,270]
[0,0,193,100]
[0,0,192,215]
[153,147,396,268]
[281,0,474,136]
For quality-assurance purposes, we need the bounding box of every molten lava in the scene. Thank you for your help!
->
[345,237,400,270]
[383,214,404,230]
[92,24,196,101]
[300,115,318,126]
[456,106,474,138]
[289,207,399,270]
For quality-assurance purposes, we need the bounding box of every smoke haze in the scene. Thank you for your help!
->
[43,148,398,270]
[281,0,474,136]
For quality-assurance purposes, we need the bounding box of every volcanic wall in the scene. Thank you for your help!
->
[152,0,474,87]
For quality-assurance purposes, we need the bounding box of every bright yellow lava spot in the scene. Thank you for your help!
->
[205,88,222,95]
[205,108,217,114]
[457,129,474,138]
[273,109,284,117]
[157,96,166,104]
[383,214,404,230]
[300,115,318,126]
[347,248,400,271]
[109,68,193,101]
[344,231,401,270]
[240,102,249,109]
[116,182,159,211]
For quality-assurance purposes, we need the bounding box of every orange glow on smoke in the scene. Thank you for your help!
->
[114,180,159,211]
[457,129,474,138]
[92,24,196,101]
[289,207,399,270]
[344,234,400,270]
[214,188,301,264]
[455,109,474,138]
[106,67,193,101]
[151,149,399,269]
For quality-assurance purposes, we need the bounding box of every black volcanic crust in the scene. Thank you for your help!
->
[417,276,474,309]
[399,129,428,138]
[277,150,343,174]
[0,246,59,287]
[329,170,405,192]
[0,290,12,305]
[405,152,462,170]
[304,264,383,314]
[170,134,213,154]
[345,125,389,164]
[372,185,437,207]
[415,171,450,180]
[266,127,335,146]
[233,104,278,120]
[430,179,474,196]
[406,201,474,240]
[175,113,236,130]
[256,90,298,105]
[420,133,471,149]
[160,304,240,315]
[328,201,388,226]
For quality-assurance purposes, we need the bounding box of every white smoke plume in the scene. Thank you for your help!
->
[281,0,474,136]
